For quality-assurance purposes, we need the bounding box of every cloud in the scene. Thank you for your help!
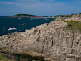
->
[47,0,55,2]
[14,0,40,3]
[0,0,81,16]
[0,1,16,5]
[14,0,67,8]
[0,0,70,9]
[15,1,70,15]
[78,1,81,3]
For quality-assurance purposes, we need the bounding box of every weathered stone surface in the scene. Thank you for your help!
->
[0,21,81,61]
[64,13,81,21]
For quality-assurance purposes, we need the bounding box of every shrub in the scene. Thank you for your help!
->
[66,20,81,33]
[0,54,16,61]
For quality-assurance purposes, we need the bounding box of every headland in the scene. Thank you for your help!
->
[0,13,81,61]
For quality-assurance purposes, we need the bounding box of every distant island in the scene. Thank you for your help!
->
[10,13,81,18]
[14,14,36,17]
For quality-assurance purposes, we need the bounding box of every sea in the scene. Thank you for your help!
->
[0,16,55,36]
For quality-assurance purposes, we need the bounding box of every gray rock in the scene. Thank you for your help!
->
[0,21,81,61]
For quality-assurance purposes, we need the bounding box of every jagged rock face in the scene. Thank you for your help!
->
[65,13,81,21]
[71,13,81,19]
[0,21,81,61]
[77,13,81,19]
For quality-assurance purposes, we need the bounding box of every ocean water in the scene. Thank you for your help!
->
[0,16,55,36]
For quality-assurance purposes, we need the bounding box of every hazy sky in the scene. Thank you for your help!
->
[0,0,81,16]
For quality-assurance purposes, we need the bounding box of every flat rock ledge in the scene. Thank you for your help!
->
[0,21,81,61]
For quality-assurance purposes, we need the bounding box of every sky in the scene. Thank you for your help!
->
[0,0,81,16]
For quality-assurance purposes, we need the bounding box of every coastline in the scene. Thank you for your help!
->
[0,13,81,61]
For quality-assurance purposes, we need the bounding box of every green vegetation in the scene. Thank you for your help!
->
[14,54,44,61]
[0,53,44,61]
[61,20,81,33]
[14,14,36,17]
[54,15,72,18]
[56,20,59,21]
[66,21,80,33]
[54,13,78,18]
[79,13,81,14]
[0,53,16,61]
[54,19,81,33]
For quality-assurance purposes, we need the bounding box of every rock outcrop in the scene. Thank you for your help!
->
[0,20,81,61]
[65,13,81,21]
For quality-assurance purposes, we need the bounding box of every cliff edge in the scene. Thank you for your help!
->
[0,20,81,61]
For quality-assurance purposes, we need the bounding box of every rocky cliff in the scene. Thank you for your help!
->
[65,13,81,21]
[0,20,81,61]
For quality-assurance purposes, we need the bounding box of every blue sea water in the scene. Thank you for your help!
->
[0,16,55,36]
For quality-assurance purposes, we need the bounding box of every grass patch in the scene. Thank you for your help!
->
[0,54,16,61]
[54,20,81,33]
[14,54,44,61]
[61,20,81,33]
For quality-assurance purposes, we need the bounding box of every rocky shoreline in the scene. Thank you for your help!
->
[0,19,81,61]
